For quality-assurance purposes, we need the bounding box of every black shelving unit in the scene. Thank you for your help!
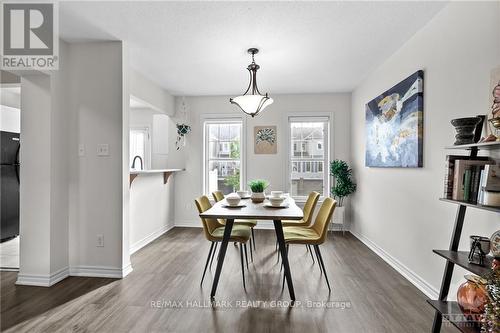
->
[430,141,500,333]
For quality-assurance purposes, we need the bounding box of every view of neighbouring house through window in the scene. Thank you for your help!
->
[204,120,243,195]
[289,118,329,198]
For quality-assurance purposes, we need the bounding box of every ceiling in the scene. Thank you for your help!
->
[59,1,447,96]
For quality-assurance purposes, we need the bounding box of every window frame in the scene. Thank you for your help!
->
[130,126,151,170]
[286,114,331,201]
[202,115,246,196]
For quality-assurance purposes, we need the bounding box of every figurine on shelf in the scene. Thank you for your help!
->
[488,80,500,140]
[468,235,491,266]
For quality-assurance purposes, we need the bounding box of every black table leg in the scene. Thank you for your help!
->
[273,219,295,301]
[210,219,234,298]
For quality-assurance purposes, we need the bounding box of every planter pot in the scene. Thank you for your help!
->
[251,192,265,203]
[331,206,345,234]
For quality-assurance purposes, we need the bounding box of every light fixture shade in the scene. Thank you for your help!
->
[230,95,274,117]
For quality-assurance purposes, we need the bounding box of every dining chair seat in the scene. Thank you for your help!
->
[281,219,307,227]
[283,226,321,244]
[210,225,251,242]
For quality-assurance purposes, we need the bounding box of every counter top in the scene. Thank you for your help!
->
[129,168,184,186]
[130,168,184,175]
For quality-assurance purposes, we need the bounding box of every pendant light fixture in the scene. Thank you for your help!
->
[230,48,273,117]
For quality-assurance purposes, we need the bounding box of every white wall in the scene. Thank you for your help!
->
[130,70,175,116]
[174,93,351,227]
[0,105,20,133]
[350,2,500,299]
[67,41,130,277]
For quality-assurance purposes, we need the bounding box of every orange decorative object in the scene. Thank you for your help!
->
[493,258,500,270]
[457,275,488,314]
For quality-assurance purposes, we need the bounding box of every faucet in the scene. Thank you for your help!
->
[131,155,143,170]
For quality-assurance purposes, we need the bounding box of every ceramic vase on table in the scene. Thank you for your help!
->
[250,192,265,203]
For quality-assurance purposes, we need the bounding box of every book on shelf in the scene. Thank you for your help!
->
[477,165,500,205]
[443,155,490,199]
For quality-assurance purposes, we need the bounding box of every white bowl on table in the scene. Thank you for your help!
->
[225,194,241,206]
[270,191,283,198]
[269,196,285,207]
[237,190,250,198]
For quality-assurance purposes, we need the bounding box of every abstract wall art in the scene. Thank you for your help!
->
[365,70,424,167]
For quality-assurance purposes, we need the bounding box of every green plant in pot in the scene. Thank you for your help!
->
[330,160,357,207]
[248,179,269,203]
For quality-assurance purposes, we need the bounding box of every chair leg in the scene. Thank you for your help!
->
[307,244,315,264]
[209,242,218,269]
[244,243,249,270]
[314,245,331,292]
[201,242,215,285]
[249,239,253,262]
[252,228,256,251]
[314,246,322,275]
[239,243,246,289]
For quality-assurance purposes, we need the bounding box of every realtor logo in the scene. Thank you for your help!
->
[1,1,59,70]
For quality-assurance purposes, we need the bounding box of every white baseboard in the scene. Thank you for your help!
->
[69,265,129,278]
[16,266,69,287]
[350,230,439,299]
[130,223,174,255]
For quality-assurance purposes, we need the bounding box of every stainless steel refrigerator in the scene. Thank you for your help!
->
[0,131,20,242]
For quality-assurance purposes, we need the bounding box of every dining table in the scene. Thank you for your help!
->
[199,196,303,301]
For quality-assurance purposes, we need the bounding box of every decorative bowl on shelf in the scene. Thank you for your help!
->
[450,117,482,145]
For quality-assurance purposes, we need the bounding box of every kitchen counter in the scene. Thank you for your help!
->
[129,168,184,185]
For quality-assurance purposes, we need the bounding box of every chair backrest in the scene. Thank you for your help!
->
[310,197,337,243]
[303,191,320,225]
[195,196,224,240]
[212,191,224,203]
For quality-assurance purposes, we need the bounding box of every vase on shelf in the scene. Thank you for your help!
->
[456,274,488,315]
[450,117,482,145]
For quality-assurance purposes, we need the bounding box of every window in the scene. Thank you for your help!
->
[204,119,243,195]
[130,127,150,170]
[289,116,329,198]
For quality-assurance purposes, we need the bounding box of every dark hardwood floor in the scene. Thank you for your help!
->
[1,228,453,332]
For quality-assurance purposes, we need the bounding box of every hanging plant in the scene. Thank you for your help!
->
[175,123,191,150]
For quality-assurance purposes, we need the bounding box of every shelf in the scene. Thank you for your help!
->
[445,141,500,150]
[433,250,493,276]
[439,198,500,213]
[427,300,481,333]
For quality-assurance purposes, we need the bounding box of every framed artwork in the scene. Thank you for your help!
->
[254,126,277,154]
[365,70,424,168]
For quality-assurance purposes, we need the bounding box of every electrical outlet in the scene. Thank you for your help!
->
[96,234,104,247]
[97,144,109,156]
[78,144,85,157]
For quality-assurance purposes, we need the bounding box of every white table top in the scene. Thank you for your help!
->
[200,197,303,221]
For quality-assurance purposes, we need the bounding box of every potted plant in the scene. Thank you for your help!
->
[248,179,269,203]
[330,160,357,232]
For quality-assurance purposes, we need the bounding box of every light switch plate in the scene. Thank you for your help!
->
[78,144,85,157]
[97,144,109,156]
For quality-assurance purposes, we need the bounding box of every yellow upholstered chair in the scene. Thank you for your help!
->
[195,196,251,288]
[281,191,320,227]
[283,197,337,291]
[212,191,258,254]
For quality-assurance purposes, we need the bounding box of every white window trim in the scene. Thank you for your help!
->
[285,112,333,202]
[130,126,151,170]
[201,114,247,196]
